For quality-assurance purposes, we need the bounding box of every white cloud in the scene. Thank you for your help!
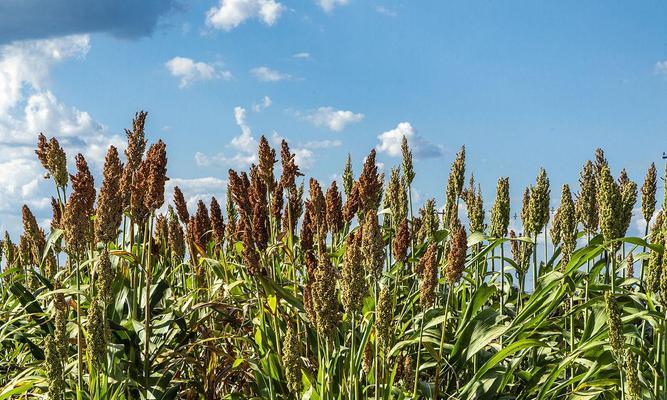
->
[376,122,444,159]
[165,56,231,88]
[305,106,364,132]
[656,60,667,76]
[252,95,272,112]
[0,34,122,236]
[250,66,292,82]
[316,0,349,13]
[206,0,285,31]
[293,52,310,59]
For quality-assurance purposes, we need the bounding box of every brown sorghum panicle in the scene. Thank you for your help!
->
[341,231,366,315]
[50,197,62,233]
[95,146,124,243]
[325,181,343,235]
[228,169,252,222]
[130,162,149,225]
[509,230,520,261]
[120,111,148,206]
[225,185,239,242]
[279,139,302,191]
[258,135,277,192]
[252,200,269,250]
[193,200,212,249]
[300,202,314,253]
[419,243,438,308]
[271,183,284,231]
[210,197,225,249]
[242,221,261,276]
[309,178,326,232]
[358,149,382,213]
[154,214,168,246]
[343,183,360,223]
[144,140,168,211]
[36,133,49,169]
[362,211,385,281]
[62,155,95,254]
[71,154,96,216]
[173,186,190,223]
[342,153,354,196]
[393,218,410,263]
[490,177,510,238]
[642,162,657,225]
[446,225,467,285]
[47,138,69,188]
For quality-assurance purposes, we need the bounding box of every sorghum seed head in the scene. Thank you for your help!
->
[258,135,277,192]
[341,231,366,315]
[210,197,225,249]
[95,145,124,243]
[325,180,343,234]
[242,221,261,276]
[558,184,577,265]
[193,200,212,250]
[419,243,438,308]
[342,153,354,196]
[446,225,467,285]
[604,291,624,360]
[47,138,68,188]
[86,296,108,367]
[168,208,186,261]
[642,162,657,224]
[528,168,550,235]
[376,286,392,353]
[343,183,360,223]
[490,177,510,238]
[597,165,622,242]
[576,160,599,233]
[624,350,641,400]
[313,254,339,339]
[252,200,269,250]
[358,149,382,214]
[282,323,302,395]
[279,139,302,191]
[50,197,62,232]
[95,249,114,305]
[401,135,415,186]
[618,169,637,237]
[36,133,49,169]
[45,335,65,400]
[393,218,410,263]
[143,140,168,211]
[271,183,283,232]
[173,186,190,223]
[362,211,385,281]
[626,252,634,278]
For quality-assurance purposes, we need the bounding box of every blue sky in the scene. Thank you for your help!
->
[0,0,666,236]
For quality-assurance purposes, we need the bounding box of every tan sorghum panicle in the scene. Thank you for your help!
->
[95,249,114,305]
[604,291,624,361]
[279,139,302,191]
[597,165,622,243]
[642,162,657,225]
[490,177,510,238]
[87,296,108,367]
[168,207,186,261]
[36,133,49,169]
[282,323,302,395]
[393,218,410,263]
[313,254,338,339]
[646,211,663,292]
[343,183,360,223]
[18,234,32,267]
[325,181,343,235]
[509,230,520,261]
[358,149,382,214]
[462,177,484,233]
[342,153,354,196]
[72,153,96,214]
[443,146,465,229]
[385,167,400,221]
[521,187,532,236]
[618,169,637,237]
[624,350,641,400]
[22,205,45,261]
[95,146,124,243]
[419,243,438,308]
[258,136,277,192]
[173,186,190,223]
[362,341,373,375]
[446,225,467,285]
[558,184,577,266]
[626,252,634,278]
[594,148,608,178]
[376,286,392,353]
[362,212,385,281]
[210,197,226,248]
[144,140,168,211]
[401,135,415,186]
[403,354,414,388]
[528,168,550,235]
[341,231,366,315]
[576,160,599,233]
[45,335,64,400]
[418,199,438,244]
[45,137,68,188]
[62,155,95,254]
[154,214,168,246]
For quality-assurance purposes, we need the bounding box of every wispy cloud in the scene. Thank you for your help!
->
[165,56,232,88]
[250,66,292,82]
[316,0,349,13]
[376,5,397,17]
[656,60,667,76]
[206,0,285,31]
[293,52,311,60]
[252,95,272,112]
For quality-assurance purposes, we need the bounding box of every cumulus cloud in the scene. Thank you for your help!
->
[0,35,123,236]
[165,56,232,88]
[0,0,177,45]
[250,66,292,82]
[656,60,667,76]
[206,0,284,31]
[316,0,349,13]
[305,106,364,132]
[376,122,444,159]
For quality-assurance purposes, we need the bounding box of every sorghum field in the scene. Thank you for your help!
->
[1,112,666,400]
